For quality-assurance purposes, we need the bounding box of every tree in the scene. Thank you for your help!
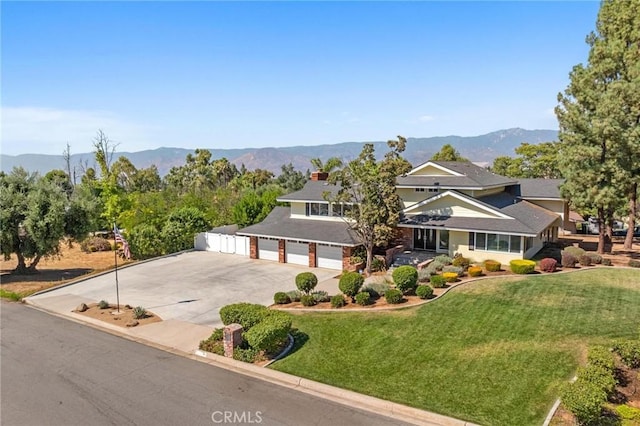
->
[310,157,343,173]
[329,137,412,273]
[275,163,307,192]
[161,206,209,253]
[430,144,468,162]
[93,129,119,178]
[490,142,562,178]
[556,0,640,253]
[232,187,283,228]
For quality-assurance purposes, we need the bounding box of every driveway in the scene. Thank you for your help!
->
[27,251,339,327]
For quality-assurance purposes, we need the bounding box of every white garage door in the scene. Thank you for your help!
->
[317,244,343,270]
[286,241,308,266]
[258,238,279,261]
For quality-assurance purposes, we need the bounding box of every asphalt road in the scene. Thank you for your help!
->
[1,302,409,426]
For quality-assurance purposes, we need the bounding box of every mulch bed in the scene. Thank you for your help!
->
[74,303,162,328]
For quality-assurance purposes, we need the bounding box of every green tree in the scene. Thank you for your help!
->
[556,0,640,253]
[161,206,209,253]
[491,142,561,178]
[310,157,343,173]
[128,224,164,259]
[430,144,468,162]
[275,163,307,192]
[232,187,283,228]
[329,137,412,273]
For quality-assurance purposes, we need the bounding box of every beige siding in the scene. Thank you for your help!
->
[449,231,543,264]
[397,188,439,208]
[526,199,565,221]
[405,195,505,219]
[411,164,456,176]
[290,202,306,216]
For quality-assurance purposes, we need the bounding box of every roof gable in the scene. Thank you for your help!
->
[403,190,512,219]
[408,161,463,177]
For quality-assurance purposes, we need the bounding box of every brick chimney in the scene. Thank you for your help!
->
[311,171,329,181]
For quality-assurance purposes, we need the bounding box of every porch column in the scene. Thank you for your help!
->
[309,243,317,268]
[278,239,286,263]
[249,236,258,259]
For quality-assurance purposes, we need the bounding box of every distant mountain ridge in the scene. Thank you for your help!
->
[1,128,558,177]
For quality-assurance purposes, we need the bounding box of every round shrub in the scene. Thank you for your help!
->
[484,260,501,272]
[561,379,607,425]
[416,285,433,299]
[330,294,346,308]
[362,282,391,299]
[273,292,291,305]
[563,246,586,258]
[295,272,318,294]
[80,236,113,253]
[602,258,612,266]
[98,300,109,309]
[629,259,640,268]
[468,266,483,277]
[418,267,434,282]
[392,265,418,293]
[339,272,364,300]
[384,289,403,304]
[285,290,302,302]
[586,253,602,264]
[442,272,458,283]
[243,312,292,352]
[219,303,268,330]
[578,255,592,266]
[442,265,464,277]
[430,275,447,288]
[452,254,470,269]
[354,291,371,306]
[509,259,536,274]
[562,253,578,268]
[300,295,316,307]
[539,257,558,273]
[433,254,453,265]
[311,290,330,303]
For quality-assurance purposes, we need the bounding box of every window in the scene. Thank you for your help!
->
[306,202,329,216]
[509,235,522,253]
[332,204,353,217]
[439,230,449,250]
[428,188,439,193]
[473,232,523,253]
[415,188,425,192]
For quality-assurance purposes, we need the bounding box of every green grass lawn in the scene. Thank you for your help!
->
[270,269,640,426]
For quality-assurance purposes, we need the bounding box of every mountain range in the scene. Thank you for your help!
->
[1,128,558,177]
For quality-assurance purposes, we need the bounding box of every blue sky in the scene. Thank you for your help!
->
[1,1,601,156]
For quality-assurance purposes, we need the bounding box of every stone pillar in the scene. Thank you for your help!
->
[309,243,317,267]
[223,324,243,358]
[400,227,413,249]
[249,237,258,259]
[278,239,286,263]
[342,246,353,271]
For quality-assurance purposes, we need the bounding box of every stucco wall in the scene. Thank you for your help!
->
[405,195,503,219]
[448,230,542,264]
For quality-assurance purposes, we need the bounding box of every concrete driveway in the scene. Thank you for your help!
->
[28,251,339,327]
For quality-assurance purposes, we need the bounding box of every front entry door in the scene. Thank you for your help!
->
[413,228,436,250]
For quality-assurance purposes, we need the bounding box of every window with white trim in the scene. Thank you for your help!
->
[331,204,353,217]
[469,232,522,253]
[306,202,329,217]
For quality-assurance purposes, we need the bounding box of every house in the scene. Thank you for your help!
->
[237,162,569,269]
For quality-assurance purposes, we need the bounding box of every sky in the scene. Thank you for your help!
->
[1,1,601,156]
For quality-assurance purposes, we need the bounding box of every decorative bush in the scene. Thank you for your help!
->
[468,266,483,277]
[587,346,616,373]
[430,275,447,288]
[509,259,536,274]
[384,289,403,304]
[560,379,607,425]
[586,253,602,264]
[615,405,640,423]
[285,290,302,302]
[330,294,346,308]
[452,254,470,269]
[578,255,592,266]
[80,237,113,253]
[602,258,612,266]
[484,260,501,272]
[311,291,330,303]
[349,256,364,264]
[628,259,640,268]
[562,253,578,268]
[416,285,433,299]
[339,272,364,300]
[539,258,558,273]
[419,265,437,281]
[433,254,453,266]
[300,295,316,307]
[98,300,109,309]
[219,303,269,330]
[233,347,260,363]
[243,312,292,352]
[354,291,371,306]
[273,292,291,305]
[613,340,640,368]
[392,265,418,293]
[442,272,458,283]
[295,272,318,294]
[132,306,147,319]
[562,246,586,258]
[362,282,391,299]
[578,364,617,397]
[442,265,464,277]
[199,331,225,355]
[371,257,386,272]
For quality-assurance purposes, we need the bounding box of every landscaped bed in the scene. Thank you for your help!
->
[270,268,640,426]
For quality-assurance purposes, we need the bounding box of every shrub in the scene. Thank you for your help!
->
[578,364,617,397]
[484,260,501,272]
[243,312,291,352]
[615,405,640,423]
[430,275,447,288]
[349,256,364,264]
[354,291,371,306]
[433,254,453,266]
[561,379,606,425]
[199,334,225,355]
[132,306,147,319]
[442,272,458,283]
[587,346,615,373]
[311,290,330,303]
[510,259,536,274]
[628,259,640,268]
[233,347,260,363]
[613,340,640,368]
[80,237,112,253]
[371,257,386,272]
[418,266,435,282]
[295,272,318,294]
[362,282,391,299]
[219,303,268,330]
[129,224,164,259]
[98,300,109,309]
[209,328,224,341]
[273,292,291,305]
[384,289,403,304]
[416,285,433,299]
[468,266,483,277]
[285,290,302,302]
[602,258,612,266]
[452,254,470,269]
[562,246,586,258]
[424,260,445,275]
[578,255,592,266]
[539,257,558,273]
[339,272,364,300]
[300,295,316,307]
[330,294,346,308]
[392,265,418,293]
[586,253,602,264]
[442,265,464,277]
[562,253,578,268]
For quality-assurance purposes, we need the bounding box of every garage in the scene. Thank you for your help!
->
[285,241,308,266]
[258,238,278,261]
[317,244,343,270]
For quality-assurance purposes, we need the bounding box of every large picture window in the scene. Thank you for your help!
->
[306,202,329,216]
[470,232,523,253]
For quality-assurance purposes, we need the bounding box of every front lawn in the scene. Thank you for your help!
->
[270,269,640,426]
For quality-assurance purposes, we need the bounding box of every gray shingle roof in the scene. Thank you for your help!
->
[516,178,564,199]
[277,180,342,202]
[398,161,517,188]
[237,207,359,246]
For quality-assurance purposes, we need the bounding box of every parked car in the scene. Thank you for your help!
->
[612,226,640,237]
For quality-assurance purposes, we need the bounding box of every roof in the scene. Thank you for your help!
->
[398,161,517,189]
[237,207,360,246]
[277,180,342,202]
[516,178,564,199]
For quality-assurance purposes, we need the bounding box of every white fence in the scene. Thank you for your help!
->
[194,232,250,256]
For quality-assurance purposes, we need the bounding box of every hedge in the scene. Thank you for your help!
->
[392,265,418,293]
[509,259,536,274]
[219,303,269,330]
[484,260,501,272]
[243,312,292,352]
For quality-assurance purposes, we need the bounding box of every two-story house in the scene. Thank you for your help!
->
[237,161,568,270]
